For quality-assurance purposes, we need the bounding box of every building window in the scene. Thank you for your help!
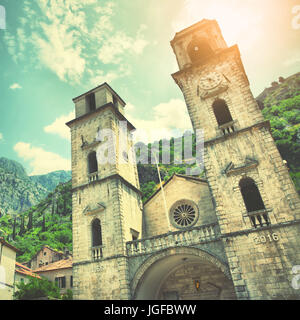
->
[88,151,98,174]
[187,38,214,64]
[92,219,102,247]
[86,92,96,112]
[212,99,233,126]
[55,276,66,289]
[239,178,265,213]
[70,276,73,288]
[130,229,139,241]
[170,200,199,229]
[113,94,118,108]
[239,177,269,228]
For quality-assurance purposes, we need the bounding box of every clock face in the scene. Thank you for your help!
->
[199,72,222,90]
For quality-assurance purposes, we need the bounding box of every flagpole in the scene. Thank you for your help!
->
[153,151,171,232]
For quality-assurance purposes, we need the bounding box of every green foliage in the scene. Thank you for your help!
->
[140,181,156,202]
[62,289,73,300]
[0,181,73,263]
[262,94,300,193]
[13,277,61,300]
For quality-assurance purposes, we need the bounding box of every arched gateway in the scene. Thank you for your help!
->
[131,247,236,300]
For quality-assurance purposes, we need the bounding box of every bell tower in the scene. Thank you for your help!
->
[171,20,300,299]
[67,83,143,300]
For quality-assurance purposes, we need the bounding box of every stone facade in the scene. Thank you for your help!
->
[0,237,18,300]
[171,19,300,299]
[25,245,68,270]
[68,20,300,300]
[34,258,73,295]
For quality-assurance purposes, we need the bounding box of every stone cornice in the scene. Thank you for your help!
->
[220,219,300,239]
[172,45,242,80]
[204,120,271,147]
[66,102,135,131]
[72,173,142,196]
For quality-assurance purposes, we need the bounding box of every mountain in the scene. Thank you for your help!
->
[256,72,300,109]
[0,181,72,263]
[30,170,71,192]
[0,157,71,215]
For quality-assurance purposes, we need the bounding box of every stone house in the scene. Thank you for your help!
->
[0,237,20,300]
[14,262,41,291]
[33,257,73,295]
[25,245,71,270]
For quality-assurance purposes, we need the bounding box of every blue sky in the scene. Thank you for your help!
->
[0,0,299,175]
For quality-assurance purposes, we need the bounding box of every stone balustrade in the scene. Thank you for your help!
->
[88,171,99,183]
[126,222,219,257]
[248,209,271,228]
[92,245,103,260]
[219,120,236,135]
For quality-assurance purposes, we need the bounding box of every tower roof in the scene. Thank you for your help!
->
[171,19,218,44]
[72,82,126,105]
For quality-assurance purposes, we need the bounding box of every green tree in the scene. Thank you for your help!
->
[262,95,300,193]
[13,277,61,300]
[27,211,33,230]
[62,289,73,300]
[19,216,25,236]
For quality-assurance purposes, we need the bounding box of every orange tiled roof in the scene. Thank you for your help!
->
[34,257,72,273]
[15,262,41,279]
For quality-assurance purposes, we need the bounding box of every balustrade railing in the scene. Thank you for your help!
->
[88,171,99,183]
[92,245,103,260]
[126,222,219,256]
[218,121,236,136]
[248,209,270,228]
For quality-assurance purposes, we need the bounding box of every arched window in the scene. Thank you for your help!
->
[239,178,269,228]
[187,38,214,64]
[212,99,233,126]
[88,151,98,174]
[239,177,266,212]
[86,92,96,112]
[92,219,102,247]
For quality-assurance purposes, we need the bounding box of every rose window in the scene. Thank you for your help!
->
[170,200,199,229]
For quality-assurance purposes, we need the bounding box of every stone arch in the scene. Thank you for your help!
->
[88,151,98,174]
[212,99,233,126]
[91,218,102,247]
[239,177,265,213]
[131,246,234,300]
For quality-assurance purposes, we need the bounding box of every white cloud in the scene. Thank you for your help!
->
[283,53,300,66]
[9,83,22,90]
[14,142,70,175]
[5,1,148,85]
[32,24,86,83]
[0,133,3,141]
[125,99,192,143]
[98,27,148,65]
[44,111,75,140]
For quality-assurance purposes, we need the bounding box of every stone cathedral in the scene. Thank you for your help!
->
[66,20,300,300]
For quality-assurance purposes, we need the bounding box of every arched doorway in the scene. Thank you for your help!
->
[132,247,236,300]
